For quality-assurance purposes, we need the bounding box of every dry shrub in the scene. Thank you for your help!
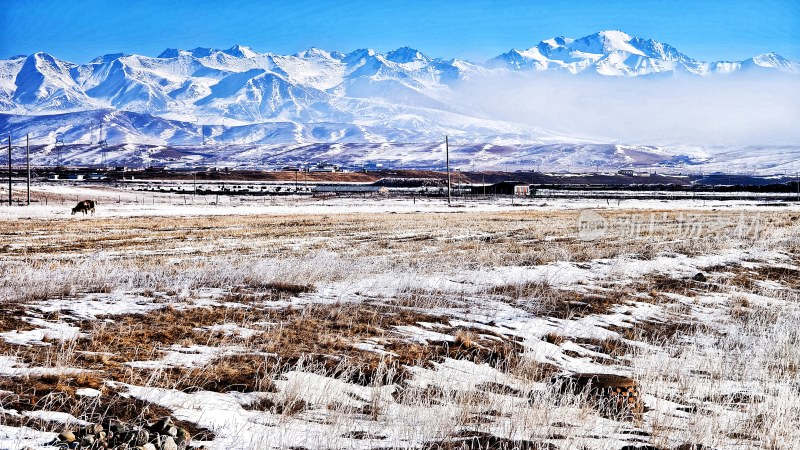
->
[388,331,524,373]
[487,281,552,299]
[454,329,479,348]
[543,332,565,346]
[729,294,752,321]
[610,319,699,344]
[508,357,559,383]
[572,336,632,358]
[245,395,307,416]
[475,381,522,397]
[643,274,703,296]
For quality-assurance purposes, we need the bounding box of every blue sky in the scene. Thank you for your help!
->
[1,0,798,63]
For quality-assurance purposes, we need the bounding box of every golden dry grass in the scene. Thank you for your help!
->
[0,207,798,447]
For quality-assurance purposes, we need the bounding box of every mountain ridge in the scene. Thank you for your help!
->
[4,30,797,119]
[1,30,797,157]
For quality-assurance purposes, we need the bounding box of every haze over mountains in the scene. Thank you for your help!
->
[1,30,798,171]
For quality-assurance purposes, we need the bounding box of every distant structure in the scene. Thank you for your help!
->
[618,169,654,177]
[312,185,389,196]
[470,181,530,196]
[310,163,340,173]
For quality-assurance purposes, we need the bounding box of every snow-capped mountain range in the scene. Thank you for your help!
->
[0,30,798,170]
[488,30,799,76]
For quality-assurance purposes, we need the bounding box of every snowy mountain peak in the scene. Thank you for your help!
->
[540,36,573,48]
[344,48,377,58]
[570,30,643,55]
[157,47,218,59]
[293,47,337,59]
[157,48,184,58]
[90,53,128,64]
[489,30,715,75]
[222,45,258,58]
[188,47,216,58]
[751,52,792,66]
[597,30,633,42]
[342,48,381,67]
[385,46,430,64]
[11,52,92,110]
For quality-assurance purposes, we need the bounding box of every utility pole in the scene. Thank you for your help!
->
[26,134,30,206]
[446,135,451,207]
[7,135,11,206]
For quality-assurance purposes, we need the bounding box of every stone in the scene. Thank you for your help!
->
[175,427,191,444]
[161,436,178,450]
[174,427,191,450]
[58,430,76,443]
[79,423,103,437]
[692,272,707,282]
[142,443,157,450]
[135,428,151,446]
[104,419,124,434]
[115,428,150,446]
[164,425,178,437]
[151,417,173,434]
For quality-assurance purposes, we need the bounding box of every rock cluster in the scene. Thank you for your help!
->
[36,417,197,450]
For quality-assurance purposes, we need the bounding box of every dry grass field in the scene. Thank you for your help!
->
[1,205,799,449]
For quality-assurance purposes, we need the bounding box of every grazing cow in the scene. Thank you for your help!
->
[71,200,96,216]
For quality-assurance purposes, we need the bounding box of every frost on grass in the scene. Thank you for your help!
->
[0,207,798,449]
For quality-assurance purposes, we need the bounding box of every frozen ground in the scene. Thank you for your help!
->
[0,187,799,449]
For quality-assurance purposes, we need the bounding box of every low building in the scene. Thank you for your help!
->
[470,181,531,196]
[310,163,339,173]
[312,185,389,196]
[618,169,636,176]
